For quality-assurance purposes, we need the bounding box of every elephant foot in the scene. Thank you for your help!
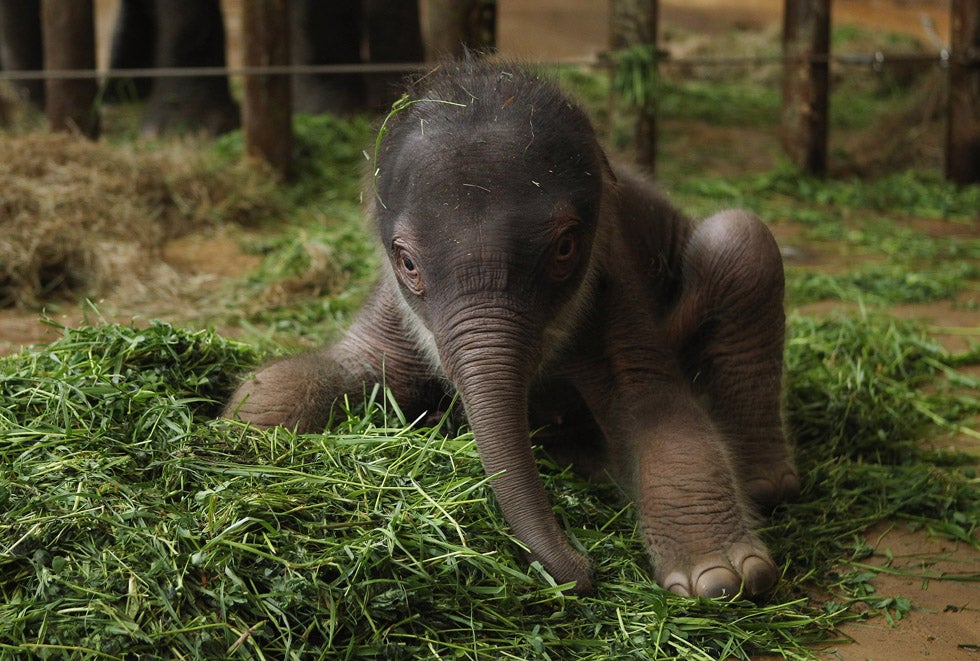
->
[140,80,240,138]
[658,540,778,600]
[225,382,291,429]
[223,357,331,433]
[743,461,800,512]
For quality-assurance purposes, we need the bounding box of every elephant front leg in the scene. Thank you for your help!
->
[627,406,779,599]
[224,285,439,433]
[223,347,375,433]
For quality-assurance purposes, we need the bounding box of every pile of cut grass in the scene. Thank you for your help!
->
[0,311,976,659]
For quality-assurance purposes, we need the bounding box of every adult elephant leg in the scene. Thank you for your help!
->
[363,0,424,110]
[141,0,238,137]
[103,0,155,102]
[0,0,44,108]
[672,210,798,510]
[290,0,366,114]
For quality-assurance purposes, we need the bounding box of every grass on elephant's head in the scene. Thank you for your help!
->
[0,309,977,659]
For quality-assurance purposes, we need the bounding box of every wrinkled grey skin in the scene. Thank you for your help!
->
[224,61,799,599]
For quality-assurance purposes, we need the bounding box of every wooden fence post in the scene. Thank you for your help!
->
[946,0,980,184]
[781,0,830,176]
[241,0,291,180]
[609,0,659,171]
[40,0,99,138]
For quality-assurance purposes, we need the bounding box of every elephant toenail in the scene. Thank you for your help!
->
[662,572,692,597]
[740,555,778,596]
[694,566,741,599]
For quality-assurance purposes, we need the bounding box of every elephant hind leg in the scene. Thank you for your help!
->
[671,210,799,510]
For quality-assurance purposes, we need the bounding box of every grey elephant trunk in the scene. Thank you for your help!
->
[438,314,593,591]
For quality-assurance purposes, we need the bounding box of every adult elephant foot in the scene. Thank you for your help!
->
[140,78,239,137]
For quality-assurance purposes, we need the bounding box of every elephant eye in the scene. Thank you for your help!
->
[550,228,581,282]
[556,234,575,259]
[392,242,425,296]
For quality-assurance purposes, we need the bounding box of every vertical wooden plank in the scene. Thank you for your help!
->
[609,0,659,171]
[780,0,830,176]
[946,0,980,184]
[40,0,99,138]
[241,0,291,180]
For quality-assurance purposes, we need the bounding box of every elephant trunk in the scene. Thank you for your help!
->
[437,307,593,591]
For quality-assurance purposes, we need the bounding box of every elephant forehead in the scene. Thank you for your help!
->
[411,134,539,189]
[382,148,548,224]
[376,120,604,254]
[391,121,591,184]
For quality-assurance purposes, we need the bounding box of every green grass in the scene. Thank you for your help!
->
[232,222,377,350]
[658,79,781,128]
[212,113,376,214]
[0,309,976,659]
[787,262,980,306]
[674,167,980,220]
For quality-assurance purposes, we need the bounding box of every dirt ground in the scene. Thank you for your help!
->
[5,1,977,659]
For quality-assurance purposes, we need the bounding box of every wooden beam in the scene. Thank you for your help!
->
[609,0,659,171]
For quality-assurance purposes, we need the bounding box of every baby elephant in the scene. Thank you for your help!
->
[224,60,799,599]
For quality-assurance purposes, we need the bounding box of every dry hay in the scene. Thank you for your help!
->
[0,131,280,309]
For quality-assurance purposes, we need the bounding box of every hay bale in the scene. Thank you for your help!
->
[0,132,279,308]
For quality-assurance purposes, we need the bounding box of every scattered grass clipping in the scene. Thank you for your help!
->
[0,311,977,659]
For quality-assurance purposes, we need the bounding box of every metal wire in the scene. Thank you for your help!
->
[0,50,960,83]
